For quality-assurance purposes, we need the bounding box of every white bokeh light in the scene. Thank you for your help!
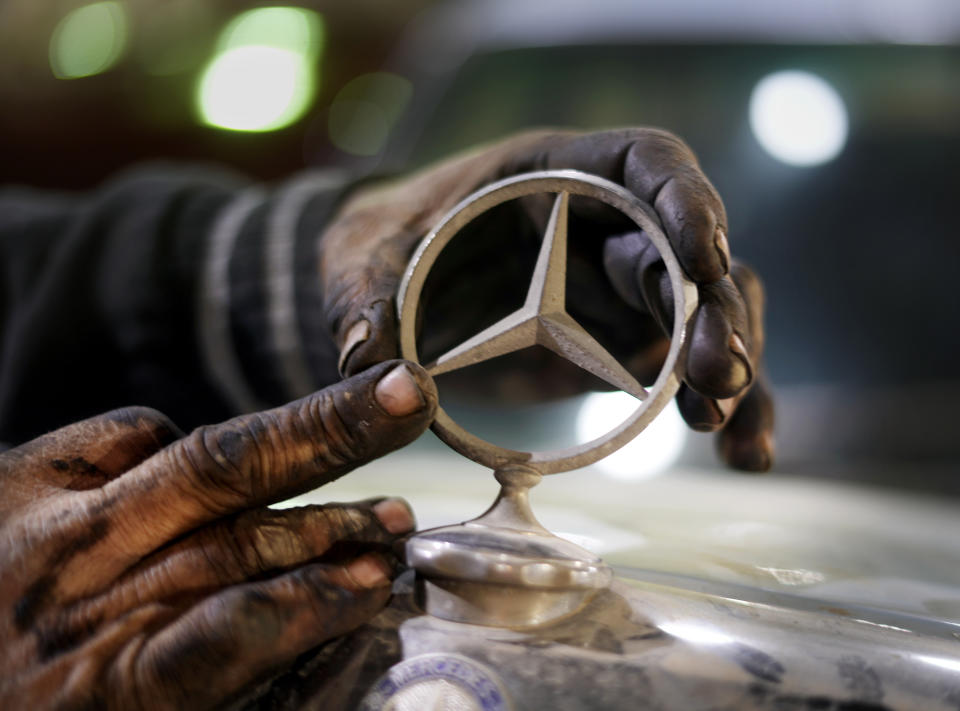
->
[197,45,312,132]
[749,70,848,167]
[195,6,322,133]
[575,391,686,481]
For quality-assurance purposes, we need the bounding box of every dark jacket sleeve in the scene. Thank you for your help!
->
[0,165,348,445]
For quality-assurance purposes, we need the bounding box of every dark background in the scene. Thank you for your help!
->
[0,0,433,188]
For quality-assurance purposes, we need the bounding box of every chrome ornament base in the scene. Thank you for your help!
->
[407,466,612,627]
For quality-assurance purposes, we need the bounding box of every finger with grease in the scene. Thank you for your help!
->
[51,361,436,597]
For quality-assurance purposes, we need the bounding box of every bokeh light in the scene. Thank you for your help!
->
[50,2,128,80]
[196,7,324,132]
[575,392,687,481]
[328,72,413,156]
[749,70,848,167]
[197,47,313,133]
[219,6,319,56]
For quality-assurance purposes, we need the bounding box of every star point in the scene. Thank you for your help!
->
[423,190,647,400]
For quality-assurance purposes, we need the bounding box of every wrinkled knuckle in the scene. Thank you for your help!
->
[302,392,366,468]
[216,587,287,646]
[233,586,280,618]
[234,515,308,575]
[208,521,257,579]
[321,505,376,540]
[199,426,248,480]
[296,568,356,622]
[111,639,155,711]
[175,425,254,505]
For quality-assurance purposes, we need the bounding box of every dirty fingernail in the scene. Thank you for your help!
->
[373,497,416,534]
[728,333,753,388]
[714,226,730,274]
[338,320,371,375]
[689,398,725,431]
[375,365,425,417]
[346,553,392,588]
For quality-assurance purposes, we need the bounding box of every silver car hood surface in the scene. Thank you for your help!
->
[281,438,960,708]
[284,439,960,621]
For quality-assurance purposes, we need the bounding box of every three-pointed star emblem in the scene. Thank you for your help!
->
[424,192,648,401]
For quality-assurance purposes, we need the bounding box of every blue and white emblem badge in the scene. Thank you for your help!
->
[360,653,512,711]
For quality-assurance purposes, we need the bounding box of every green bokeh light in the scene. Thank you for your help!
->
[197,7,324,132]
[328,72,413,156]
[220,6,321,57]
[50,1,128,79]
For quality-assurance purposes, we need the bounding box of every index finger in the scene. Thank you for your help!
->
[507,128,730,283]
[94,361,436,570]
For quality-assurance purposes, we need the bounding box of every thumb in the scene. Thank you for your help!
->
[333,296,401,378]
[320,204,422,377]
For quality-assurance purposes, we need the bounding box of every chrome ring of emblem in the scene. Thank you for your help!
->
[397,170,698,474]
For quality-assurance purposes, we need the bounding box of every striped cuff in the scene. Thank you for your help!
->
[197,171,347,413]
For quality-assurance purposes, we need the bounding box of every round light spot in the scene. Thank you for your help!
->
[575,392,686,481]
[749,70,848,167]
[195,7,323,133]
[197,45,313,132]
[50,2,128,79]
[219,6,321,56]
[329,72,413,156]
[329,99,391,156]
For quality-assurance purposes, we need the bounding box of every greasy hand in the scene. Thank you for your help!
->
[320,129,774,471]
[0,361,436,710]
